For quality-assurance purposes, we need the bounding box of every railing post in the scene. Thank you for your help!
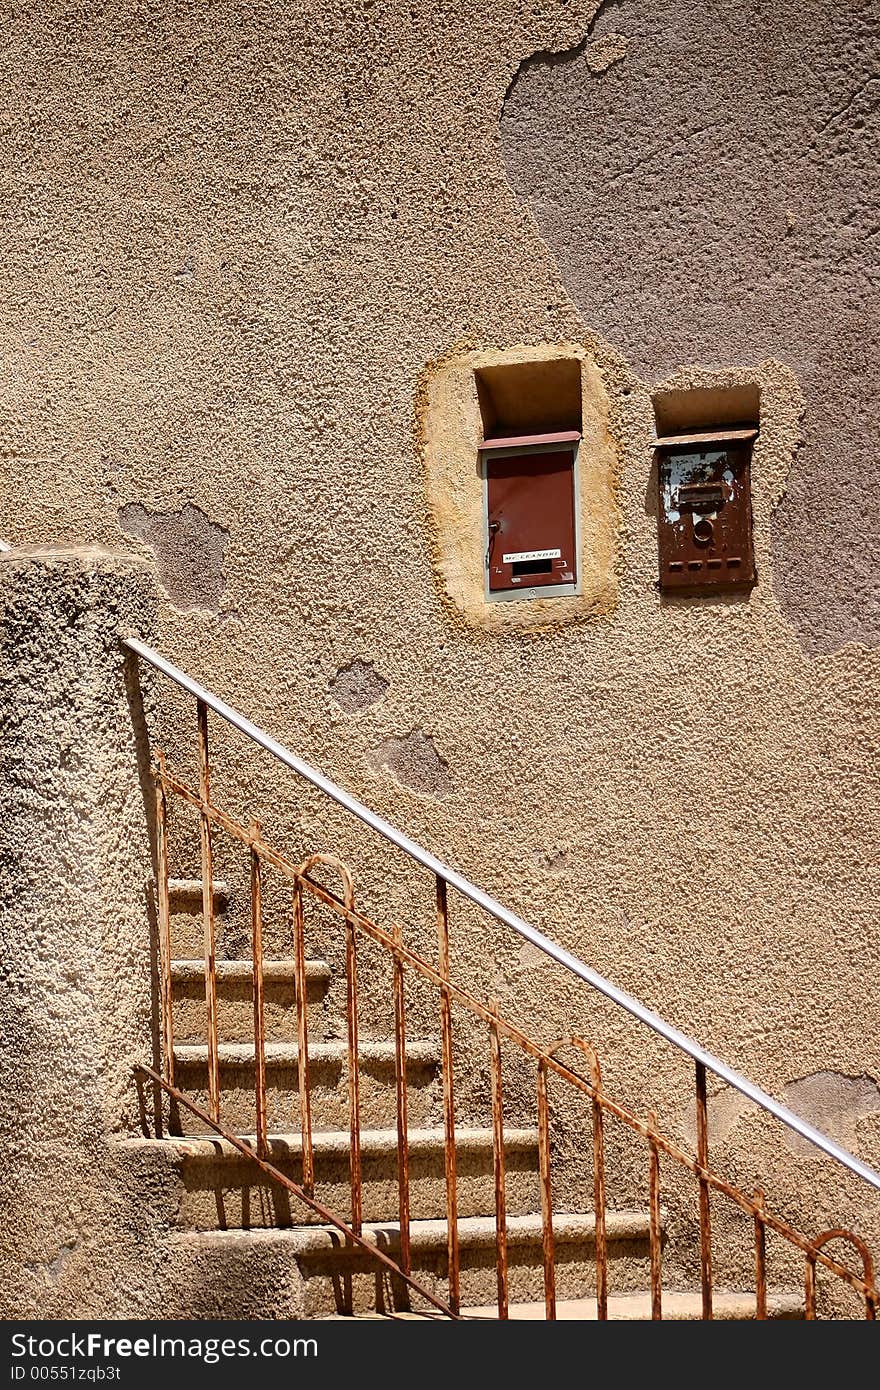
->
[489,998,508,1319]
[154,752,175,1091]
[648,1109,662,1320]
[250,822,268,1158]
[695,1060,714,1319]
[292,883,314,1195]
[392,925,411,1282]
[436,874,460,1315]
[805,1228,878,1321]
[536,1058,556,1320]
[804,1254,817,1319]
[754,1188,767,1319]
[591,1054,608,1320]
[345,902,363,1236]
[197,698,220,1124]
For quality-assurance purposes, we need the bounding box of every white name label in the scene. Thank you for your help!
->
[502,548,561,564]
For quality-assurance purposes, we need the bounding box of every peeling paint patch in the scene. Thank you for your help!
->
[681,1084,750,1151]
[783,1071,880,1156]
[329,659,389,713]
[368,730,453,799]
[586,32,628,73]
[118,502,228,611]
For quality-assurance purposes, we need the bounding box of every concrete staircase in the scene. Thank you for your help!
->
[119,879,804,1319]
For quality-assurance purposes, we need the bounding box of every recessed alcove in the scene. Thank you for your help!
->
[475,357,583,440]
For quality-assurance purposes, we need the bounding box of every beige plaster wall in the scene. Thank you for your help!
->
[0,0,878,1312]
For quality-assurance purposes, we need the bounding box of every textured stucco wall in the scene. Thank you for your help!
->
[0,0,878,1312]
[0,550,333,1318]
[0,550,159,1314]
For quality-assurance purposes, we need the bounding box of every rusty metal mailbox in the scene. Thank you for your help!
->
[654,428,758,593]
[481,430,580,600]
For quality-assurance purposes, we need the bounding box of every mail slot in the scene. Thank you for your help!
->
[480,431,579,600]
[654,427,757,593]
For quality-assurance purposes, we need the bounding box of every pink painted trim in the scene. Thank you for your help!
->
[479,429,582,451]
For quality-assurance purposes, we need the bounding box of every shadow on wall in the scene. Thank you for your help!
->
[501,0,880,654]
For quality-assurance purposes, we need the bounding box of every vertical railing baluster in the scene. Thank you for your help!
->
[754,1188,767,1320]
[154,752,175,1091]
[392,925,411,1281]
[436,875,460,1315]
[196,699,220,1124]
[345,904,363,1235]
[648,1109,662,1320]
[250,822,267,1158]
[695,1060,714,1319]
[489,999,508,1319]
[804,1255,817,1319]
[536,1058,556,1320]
[292,883,314,1194]
[591,1054,608,1321]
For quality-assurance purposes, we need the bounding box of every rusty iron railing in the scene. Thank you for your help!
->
[126,637,880,1320]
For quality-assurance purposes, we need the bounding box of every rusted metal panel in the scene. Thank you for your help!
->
[656,441,756,593]
[484,447,577,594]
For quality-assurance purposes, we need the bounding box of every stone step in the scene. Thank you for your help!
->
[122,1128,542,1229]
[173,1040,438,1068]
[170,1040,441,1134]
[327,1290,804,1321]
[168,879,230,911]
[168,879,231,957]
[167,1209,658,1317]
[171,959,329,985]
[170,958,331,1044]
[460,1290,805,1320]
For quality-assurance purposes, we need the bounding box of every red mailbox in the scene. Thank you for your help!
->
[654,426,758,593]
[481,431,580,599]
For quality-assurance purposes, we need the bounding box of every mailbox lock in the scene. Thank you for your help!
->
[693,517,714,546]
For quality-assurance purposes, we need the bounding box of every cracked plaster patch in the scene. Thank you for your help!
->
[368,730,453,799]
[118,502,228,612]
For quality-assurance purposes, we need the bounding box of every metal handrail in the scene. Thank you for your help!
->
[122,634,880,1195]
